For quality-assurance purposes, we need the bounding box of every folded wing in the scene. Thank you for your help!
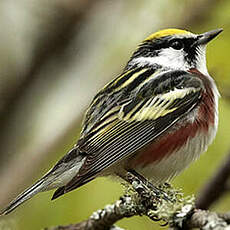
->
[52,69,204,199]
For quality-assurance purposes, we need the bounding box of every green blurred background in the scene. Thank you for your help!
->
[0,0,229,229]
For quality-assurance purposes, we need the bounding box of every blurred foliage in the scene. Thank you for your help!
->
[0,0,230,229]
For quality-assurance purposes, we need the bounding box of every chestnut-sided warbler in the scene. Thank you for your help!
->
[1,28,222,215]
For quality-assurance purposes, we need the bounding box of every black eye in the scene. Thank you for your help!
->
[170,40,184,50]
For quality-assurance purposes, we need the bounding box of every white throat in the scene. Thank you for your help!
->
[195,45,209,76]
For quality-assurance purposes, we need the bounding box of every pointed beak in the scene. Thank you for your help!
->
[194,28,223,46]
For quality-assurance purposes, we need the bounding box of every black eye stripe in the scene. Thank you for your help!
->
[150,37,195,50]
[127,36,198,63]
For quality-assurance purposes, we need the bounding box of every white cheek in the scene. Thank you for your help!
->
[159,48,185,67]
[130,48,188,70]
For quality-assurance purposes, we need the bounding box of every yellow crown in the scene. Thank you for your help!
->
[145,28,192,41]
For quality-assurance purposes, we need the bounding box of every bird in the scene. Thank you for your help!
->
[1,28,222,215]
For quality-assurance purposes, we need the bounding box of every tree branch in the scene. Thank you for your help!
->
[45,173,194,230]
[44,161,230,230]
[170,209,230,230]
[45,190,230,230]
[46,225,124,230]
[45,196,136,230]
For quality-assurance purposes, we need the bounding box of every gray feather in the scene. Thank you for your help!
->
[0,148,86,215]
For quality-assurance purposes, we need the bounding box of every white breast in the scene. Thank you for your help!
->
[136,124,216,184]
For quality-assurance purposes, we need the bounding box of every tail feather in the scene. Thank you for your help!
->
[0,178,45,215]
[51,187,65,200]
[51,175,95,201]
[0,148,87,215]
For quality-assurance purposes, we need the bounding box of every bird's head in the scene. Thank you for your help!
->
[126,28,223,75]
